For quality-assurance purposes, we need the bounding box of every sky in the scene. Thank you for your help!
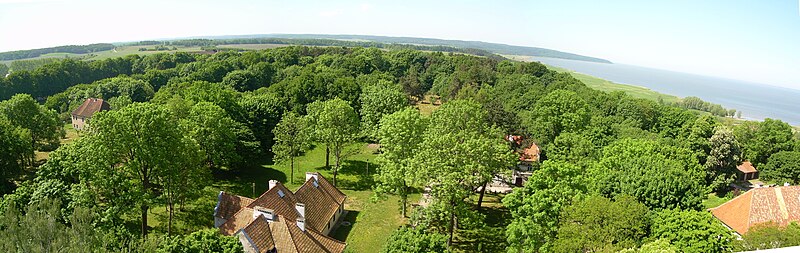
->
[1,0,798,89]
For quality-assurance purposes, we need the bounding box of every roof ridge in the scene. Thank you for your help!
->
[281,216,303,253]
[775,187,789,221]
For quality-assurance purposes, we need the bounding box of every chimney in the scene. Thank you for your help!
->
[305,172,318,182]
[785,182,791,187]
[269,180,278,190]
[253,206,276,222]
[295,203,305,218]
[296,217,306,232]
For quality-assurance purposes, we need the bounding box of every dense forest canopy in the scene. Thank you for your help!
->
[0,43,114,61]
[0,45,798,252]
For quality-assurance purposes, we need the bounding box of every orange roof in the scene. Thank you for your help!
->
[240,215,346,253]
[71,98,110,118]
[737,161,758,174]
[215,192,254,220]
[520,143,540,162]
[710,186,800,234]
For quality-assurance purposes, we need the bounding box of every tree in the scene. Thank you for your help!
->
[0,116,32,193]
[649,209,733,253]
[522,89,590,144]
[761,151,800,185]
[183,102,239,168]
[305,98,359,186]
[590,139,706,210]
[411,100,515,245]
[374,107,428,217]
[0,94,63,150]
[619,239,678,253]
[158,229,243,253]
[736,222,800,251]
[736,119,795,167]
[382,226,449,253]
[83,103,196,237]
[503,161,587,253]
[272,112,311,184]
[554,195,650,253]
[705,126,742,193]
[359,81,408,141]
[0,199,106,252]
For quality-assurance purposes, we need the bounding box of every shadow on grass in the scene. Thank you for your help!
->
[332,210,360,242]
[213,155,286,198]
[453,193,511,252]
[335,160,378,191]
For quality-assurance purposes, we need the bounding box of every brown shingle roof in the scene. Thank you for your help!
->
[710,186,800,234]
[215,191,255,220]
[296,178,343,232]
[246,183,302,224]
[239,215,346,253]
[737,161,758,174]
[71,98,110,118]
[520,143,540,162]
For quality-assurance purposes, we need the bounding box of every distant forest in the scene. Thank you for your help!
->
[0,43,114,61]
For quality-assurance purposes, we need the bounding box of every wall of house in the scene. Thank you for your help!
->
[72,115,86,130]
[214,217,227,228]
[237,232,259,253]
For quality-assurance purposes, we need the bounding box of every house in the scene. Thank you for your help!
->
[506,135,541,186]
[214,172,347,253]
[710,185,800,235]
[736,161,759,181]
[71,98,110,130]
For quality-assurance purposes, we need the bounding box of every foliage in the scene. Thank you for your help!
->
[374,107,428,216]
[157,229,243,253]
[0,94,63,149]
[0,199,106,252]
[736,222,800,251]
[649,209,733,253]
[183,102,239,168]
[272,111,311,184]
[761,151,800,184]
[359,81,408,140]
[705,126,742,193]
[735,118,795,167]
[503,161,587,253]
[618,239,678,253]
[522,89,589,144]
[554,195,650,253]
[590,139,706,210]
[381,226,449,253]
[0,116,32,192]
[306,98,360,186]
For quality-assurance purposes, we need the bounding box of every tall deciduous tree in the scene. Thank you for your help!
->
[0,94,62,150]
[411,100,515,245]
[554,195,650,253]
[650,209,733,253]
[84,102,195,237]
[359,81,407,141]
[374,107,428,217]
[306,98,359,186]
[735,119,795,167]
[762,151,800,185]
[503,161,587,253]
[272,112,311,184]
[522,89,590,144]
[0,116,32,192]
[705,126,742,193]
[183,102,239,168]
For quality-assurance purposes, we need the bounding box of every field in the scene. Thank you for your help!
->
[216,44,289,50]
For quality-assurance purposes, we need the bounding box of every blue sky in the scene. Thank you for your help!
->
[1,0,798,89]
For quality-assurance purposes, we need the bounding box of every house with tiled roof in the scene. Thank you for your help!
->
[710,185,800,235]
[736,161,759,181]
[71,98,110,130]
[214,172,347,253]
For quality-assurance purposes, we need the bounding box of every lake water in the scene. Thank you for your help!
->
[531,57,800,125]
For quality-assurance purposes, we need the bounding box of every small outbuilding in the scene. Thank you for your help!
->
[736,161,759,181]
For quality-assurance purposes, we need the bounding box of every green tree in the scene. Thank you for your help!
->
[0,116,32,193]
[736,222,800,251]
[157,229,243,253]
[0,199,106,252]
[705,126,742,193]
[761,151,800,184]
[183,102,239,168]
[84,103,194,237]
[305,98,359,186]
[382,226,449,253]
[411,100,515,245]
[359,81,408,141]
[554,195,650,253]
[0,93,63,150]
[521,89,590,144]
[649,209,733,253]
[374,107,428,217]
[272,112,311,184]
[503,161,587,253]
[591,139,706,210]
[619,239,678,253]
[736,119,795,167]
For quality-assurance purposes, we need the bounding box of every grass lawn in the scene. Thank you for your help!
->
[703,193,731,209]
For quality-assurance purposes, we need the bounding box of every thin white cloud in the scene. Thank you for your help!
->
[319,9,342,18]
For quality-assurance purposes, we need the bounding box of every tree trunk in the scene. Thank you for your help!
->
[168,202,174,236]
[325,146,330,168]
[141,204,149,237]
[477,181,488,207]
[290,156,295,184]
[141,167,149,237]
[401,181,408,217]
[333,152,340,187]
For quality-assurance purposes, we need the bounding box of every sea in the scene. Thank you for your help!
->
[530,57,800,126]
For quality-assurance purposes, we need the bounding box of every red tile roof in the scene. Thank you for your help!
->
[710,186,800,234]
[71,98,110,118]
[240,215,345,253]
[737,161,758,174]
[215,192,254,220]
[520,143,540,162]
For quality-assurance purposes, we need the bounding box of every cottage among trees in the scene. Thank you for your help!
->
[70,98,109,130]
